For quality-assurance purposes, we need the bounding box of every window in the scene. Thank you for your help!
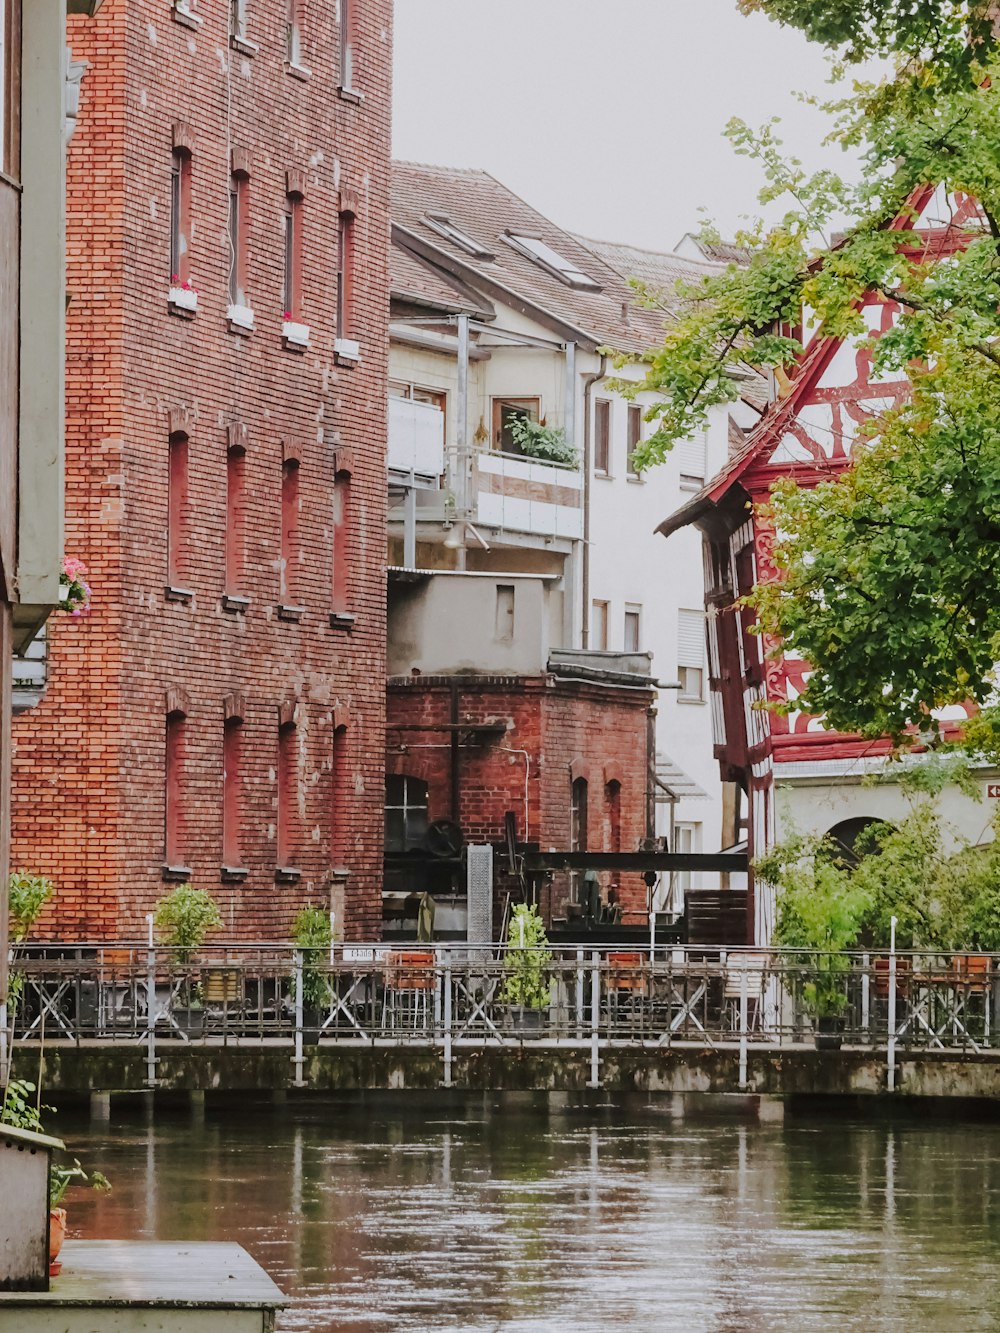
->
[331,471,350,613]
[170,148,192,287]
[384,775,429,853]
[678,431,707,492]
[225,434,247,596]
[495,584,515,642]
[503,233,601,290]
[606,779,622,890]
[591,599,609,651]
[336,209,355,342]
[678,608,706,701]
[492,398,539,454]
[280,456,300,606]
[594,400,611,475]
[339,0,357,91]
[624,604,642,654]
[673,822,702,896]
[277,707,299,870]
[228,169,250,309]
[230,0,247,41]
[287,0,303,64]
[422,213,494,260]
[627,404,643,477]
[571,778,588,852]
[0,0,19,179]
[167,430,189,590]
[331,722,347,861]
[165,704,187,871]
[283,189,303,321]
[222,709,243,869]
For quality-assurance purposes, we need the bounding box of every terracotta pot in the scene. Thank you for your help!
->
[49,1207,67,1268]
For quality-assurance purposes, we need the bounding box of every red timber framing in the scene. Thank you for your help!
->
[658,183,981,943]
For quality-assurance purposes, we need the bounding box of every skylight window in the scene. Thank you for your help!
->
[422,213,494,260]
[503,233,601,290]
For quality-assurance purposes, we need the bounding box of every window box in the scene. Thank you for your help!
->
[229,34,258,57]
[282,320,309,349]
[284,62,311,81]
[337,86,364,104]
[329,611,356,630]
[277,604,304,623]
[222,594,249,614]
[334,337,360,365]
[168,285,198,315]
[221,866,249,883]
[275,867,301,884]
[164,585,194,605]
[226,303,255,334]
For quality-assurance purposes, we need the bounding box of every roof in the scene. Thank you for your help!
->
[391,161,705,355]
[389,244,494,319]
[676,233,752,266]
[655,752,709,802]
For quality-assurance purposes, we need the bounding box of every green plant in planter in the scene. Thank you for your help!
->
[6,872,54,1027]
[1,1079,110,1206]
[292,905,333,1011]
[757,834,869,1021]
[154,884,223,964]
[500,904,552,1010]
[50,1158,111,1207]
[506,416,578,468]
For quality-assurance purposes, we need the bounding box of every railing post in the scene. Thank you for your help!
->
[292,949,305,1088]
[738,964,748,1091]
[575,949,584,1040]
[588,951,600,1089]
[145,944,157,1088]
[887,918,898,1093]
[861,951,870,1044]
[443,954,453,1088]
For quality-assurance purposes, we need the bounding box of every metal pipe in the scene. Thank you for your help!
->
[449,679,461,824]
[453,315,470,572]
[579,355,607,648]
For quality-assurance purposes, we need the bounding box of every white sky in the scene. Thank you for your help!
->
[392,0,870,252]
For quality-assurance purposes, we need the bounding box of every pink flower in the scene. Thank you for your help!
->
[63,556,89,580]
[282,310,292,321]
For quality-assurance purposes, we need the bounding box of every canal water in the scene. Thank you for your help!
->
[56,1093,1000,1331]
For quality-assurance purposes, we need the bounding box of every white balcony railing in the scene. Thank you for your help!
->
[388,397,445,479]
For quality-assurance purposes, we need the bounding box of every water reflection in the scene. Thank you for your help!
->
[58,1093,1000,1332]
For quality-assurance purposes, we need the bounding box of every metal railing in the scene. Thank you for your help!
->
[9,943,1000,1088]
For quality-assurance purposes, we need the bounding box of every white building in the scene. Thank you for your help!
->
[388,163,762,904]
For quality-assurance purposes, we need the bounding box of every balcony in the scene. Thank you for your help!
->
[474,449,583,540]
[388,397,444,480]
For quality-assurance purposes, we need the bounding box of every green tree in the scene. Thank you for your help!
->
[613,3,1000,745]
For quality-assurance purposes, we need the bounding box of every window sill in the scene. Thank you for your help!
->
[626,474,645,485]
[164,585,194,605]
[679,481,704,494]
[172,3,201,29]
[676,695,707,706]
[594,470,613,481]
[275,867,301,884]
[222,594,250,614]
[337,85,364,104]
[168,287,198,317]
[229,33,258,57]
[282,320,309,350]
[285,61,311,81]
[328,610,356,630]
[334,337,360,366]
[221,866,249,883]
[277,604,304,623]
[162,864,193,882]
[227,303,255,334]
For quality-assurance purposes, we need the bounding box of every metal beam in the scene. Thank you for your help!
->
[524,851,748,873]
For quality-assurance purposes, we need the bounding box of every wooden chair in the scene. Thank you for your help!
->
[382,950,437,1030]
[723,952,769,1031]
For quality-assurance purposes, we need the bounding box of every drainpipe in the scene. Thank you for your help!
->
[580,354,607,648]
[453,314,470,571]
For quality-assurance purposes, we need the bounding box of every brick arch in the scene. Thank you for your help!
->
[569,757,592,784]
[223,690,246,723]
[386,752,436,785]
[165,685,190,717]
[602,764,625,789]
[331,703,350,732]
[167,407,192,440]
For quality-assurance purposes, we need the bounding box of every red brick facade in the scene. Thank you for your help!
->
[12,0,391,940]
[386,674,655,925]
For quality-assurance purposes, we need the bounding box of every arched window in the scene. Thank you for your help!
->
[825,817,893,869]
[384,775,428,853]
[571,777,588,853]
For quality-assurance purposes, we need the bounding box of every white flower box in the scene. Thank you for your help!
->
[334,337,360,362]
[282,320,310,347]
[168,285,198,312]
[227,303,255,331]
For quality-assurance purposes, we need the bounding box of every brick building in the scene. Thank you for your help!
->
[385,570,655,935]
[12,0,392,940]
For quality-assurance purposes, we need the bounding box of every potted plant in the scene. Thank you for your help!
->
[1,1077,110,1275]
[757,834,869,1050]
[500,904,552,1032]
[153,884,223,1035]
[292,905,332,1044]
[506,416,578,467]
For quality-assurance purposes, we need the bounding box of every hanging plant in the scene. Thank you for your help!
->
[59,557,92,616]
